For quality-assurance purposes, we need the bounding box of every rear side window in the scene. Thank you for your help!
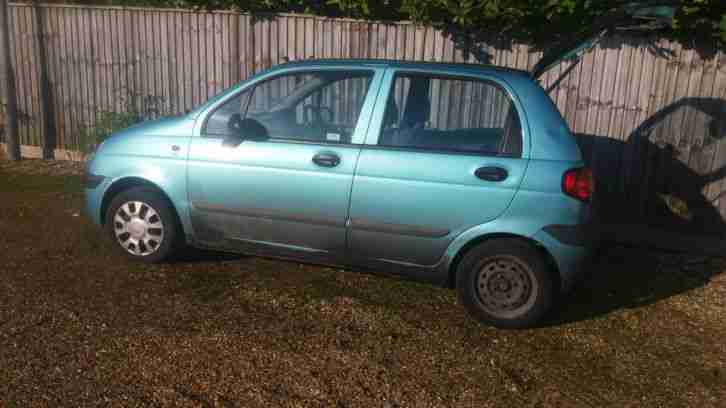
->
[378,73,522,157]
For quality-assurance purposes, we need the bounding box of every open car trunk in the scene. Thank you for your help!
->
[530,2,677,80]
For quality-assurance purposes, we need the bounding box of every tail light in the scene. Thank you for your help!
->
[562,168,593,202]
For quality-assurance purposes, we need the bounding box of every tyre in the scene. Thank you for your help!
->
[104,187,180,263]
[456,238,554,329]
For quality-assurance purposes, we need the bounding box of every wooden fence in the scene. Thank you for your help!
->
[1,3,726,234]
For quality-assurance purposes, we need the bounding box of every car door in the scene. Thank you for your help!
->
[187,67,383,260]
[348,68,529,268]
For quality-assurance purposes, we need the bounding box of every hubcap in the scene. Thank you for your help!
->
[475,256,535,317]
[113,201,164,256]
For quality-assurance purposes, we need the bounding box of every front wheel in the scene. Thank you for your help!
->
[456,239,554,329]
[104,187,180,263]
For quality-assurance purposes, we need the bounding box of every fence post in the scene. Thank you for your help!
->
[0,0,20,160]
[33,1,55,159]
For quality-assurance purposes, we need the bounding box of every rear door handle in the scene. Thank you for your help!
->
[475,166,508,182]
[312,152,341,168]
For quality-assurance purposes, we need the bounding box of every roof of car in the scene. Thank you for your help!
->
[275,58,531,78]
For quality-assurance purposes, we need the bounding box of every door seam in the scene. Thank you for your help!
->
[343,67,390,256]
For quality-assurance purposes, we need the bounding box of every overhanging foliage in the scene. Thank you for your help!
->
[105,0,726,46]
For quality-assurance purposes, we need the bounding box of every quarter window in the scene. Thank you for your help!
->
[203,91,251,138]
[379,74,522,156]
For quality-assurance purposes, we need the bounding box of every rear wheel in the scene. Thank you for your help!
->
[104,187,180,263]
[456,238,554,329]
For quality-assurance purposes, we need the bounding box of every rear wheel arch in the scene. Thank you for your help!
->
[100,178,184,236]
[447,233,560,291]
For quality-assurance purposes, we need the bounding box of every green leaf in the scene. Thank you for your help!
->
[108,0,726,50]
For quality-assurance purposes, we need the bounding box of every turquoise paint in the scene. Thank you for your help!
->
[85,59,593,291]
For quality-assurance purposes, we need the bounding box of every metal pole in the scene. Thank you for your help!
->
[0,0,20,160]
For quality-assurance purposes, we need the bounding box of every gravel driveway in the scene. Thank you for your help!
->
[1,159,725,407]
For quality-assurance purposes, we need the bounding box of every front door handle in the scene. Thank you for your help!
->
[312,152,341,168]
[475,166,508,182]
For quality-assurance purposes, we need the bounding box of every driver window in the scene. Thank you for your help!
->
[244,70,373,144]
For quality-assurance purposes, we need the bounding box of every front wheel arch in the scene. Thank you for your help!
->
[447,233,560,292]
[100,178,184,238]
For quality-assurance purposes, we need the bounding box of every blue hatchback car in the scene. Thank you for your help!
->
[85,59,594,328]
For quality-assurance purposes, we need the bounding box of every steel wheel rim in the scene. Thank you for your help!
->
[475,256,537,318]
[113,200,165,257]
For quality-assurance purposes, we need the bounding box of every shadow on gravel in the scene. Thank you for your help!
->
[165,242,726,326]
[168,247,247,264]
[544,246,726,326]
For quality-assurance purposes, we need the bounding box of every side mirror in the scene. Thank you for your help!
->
[222,131,244,148]
[224,114,269,147]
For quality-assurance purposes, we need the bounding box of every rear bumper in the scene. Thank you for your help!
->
[533,224,596,293]
[541,224,594,247]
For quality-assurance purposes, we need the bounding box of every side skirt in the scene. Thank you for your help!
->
[187,236,448,287]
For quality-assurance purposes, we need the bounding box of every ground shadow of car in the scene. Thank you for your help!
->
[543,96,726,325]
[169,247,248,264]
[546,246,724,325]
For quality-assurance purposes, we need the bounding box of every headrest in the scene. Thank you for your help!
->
[383,96,399,128]
[402,78,431,128]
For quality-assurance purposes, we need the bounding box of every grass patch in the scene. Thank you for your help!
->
[0,169,83,194]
